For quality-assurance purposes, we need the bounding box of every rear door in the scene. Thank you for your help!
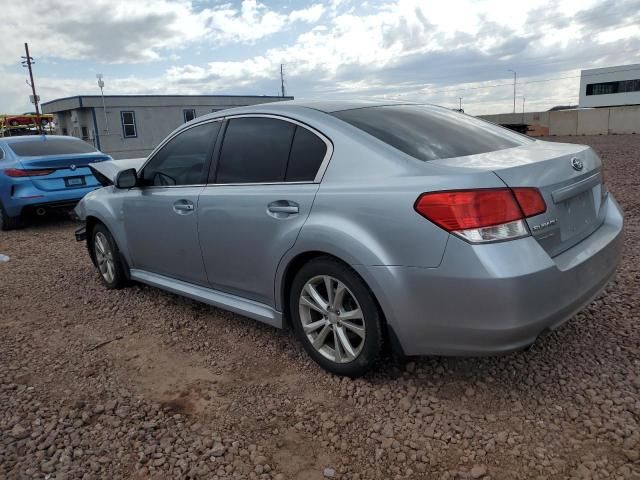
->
[123,120,221,285]
[197,115,331,306]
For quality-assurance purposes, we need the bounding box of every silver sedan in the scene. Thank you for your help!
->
[75,101,623,377]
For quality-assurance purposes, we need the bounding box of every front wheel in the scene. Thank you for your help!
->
[290,257,383,377]
[91,224,127,289]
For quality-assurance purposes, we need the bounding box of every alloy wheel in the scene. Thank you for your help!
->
[94,232,115,284]
[298,275,366,363]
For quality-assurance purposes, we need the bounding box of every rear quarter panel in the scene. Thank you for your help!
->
[275,125,510,311]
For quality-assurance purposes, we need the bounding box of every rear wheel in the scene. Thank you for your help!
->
[290,257,383,377]
[92,224,127,289]
[0,202,21,231]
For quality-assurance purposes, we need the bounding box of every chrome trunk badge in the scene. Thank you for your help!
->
[571,157,583,171]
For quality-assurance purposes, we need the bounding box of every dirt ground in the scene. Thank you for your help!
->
[1,134,638,480]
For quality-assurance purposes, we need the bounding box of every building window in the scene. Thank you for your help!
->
[81,126,89,140]
[121,111,137,138]
[183,109,196,123]
[62,128,68,136]
[586,79,640,96]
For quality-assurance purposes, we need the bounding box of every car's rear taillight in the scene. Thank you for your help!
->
[3,168,55,177]
[415,188,546,243]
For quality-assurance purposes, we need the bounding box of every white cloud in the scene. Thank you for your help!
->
[2,0,640,114]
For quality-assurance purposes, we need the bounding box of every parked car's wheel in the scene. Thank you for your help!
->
[8,120,19,127]
[40,118,48,126]
[290,257,383,377]
[0,202,21,231]
[91,224,127,289]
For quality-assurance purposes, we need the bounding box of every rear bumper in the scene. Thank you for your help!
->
[3,186,99,217]
[358,195,624,356]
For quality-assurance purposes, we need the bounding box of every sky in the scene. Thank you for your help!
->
[2,0,640,115]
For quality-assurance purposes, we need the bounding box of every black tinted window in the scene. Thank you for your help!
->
[285,127,327,181]
[8,138,96,156]
[216,117,295,183]
[143,122,219,186]
[332,105,531,162]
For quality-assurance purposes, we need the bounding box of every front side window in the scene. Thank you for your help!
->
[332,105,530,162]
[184,109,196,123]
[121,111,137,138]
[215,117,296,183]
[142,121,220,186]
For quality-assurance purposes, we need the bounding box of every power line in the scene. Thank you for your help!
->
[419,65,640,96]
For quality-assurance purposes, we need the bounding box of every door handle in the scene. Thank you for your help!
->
[173,200,195,214]
[268,205,299,214]
[267,200,299,217]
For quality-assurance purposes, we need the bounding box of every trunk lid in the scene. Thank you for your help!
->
[431,140,607,257]
[18,153,111,170]
[17,153,112,192]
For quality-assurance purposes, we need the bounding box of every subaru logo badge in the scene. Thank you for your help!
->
[70,164,76,171]
[571,157,583,171]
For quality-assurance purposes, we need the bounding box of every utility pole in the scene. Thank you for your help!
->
[21,43,42,134]
[522,96,525,123]
[458,97,463,111]
[280,64,286,98]
[508,69,516,114]
[96,74,109,134]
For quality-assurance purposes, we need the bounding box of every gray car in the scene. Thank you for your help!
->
[75,101,623,377]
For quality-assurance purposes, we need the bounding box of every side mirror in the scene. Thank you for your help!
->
[115,168,138,189]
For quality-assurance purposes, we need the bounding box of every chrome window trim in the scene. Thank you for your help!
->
[209,113,334,186]
[137,113,334,189]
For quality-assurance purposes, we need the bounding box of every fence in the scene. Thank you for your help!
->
[479,105,640,136]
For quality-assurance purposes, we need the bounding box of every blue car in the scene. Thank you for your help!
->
[0,135,111,230]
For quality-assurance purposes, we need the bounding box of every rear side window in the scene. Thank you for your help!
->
[142,121,220,186]
[332,105,531,162]
[8,138,96,156]
[285,126,327,181]
[215,117,295,183]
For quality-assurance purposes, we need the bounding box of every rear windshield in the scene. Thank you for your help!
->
[8,138,97,157]
[332,105,532,162]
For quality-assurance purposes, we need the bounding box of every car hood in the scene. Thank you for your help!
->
[89,157,146,186]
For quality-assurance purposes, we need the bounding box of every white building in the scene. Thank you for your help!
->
[579,64,640,108]
[42,94,293,159]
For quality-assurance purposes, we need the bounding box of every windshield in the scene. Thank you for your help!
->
[8,138,97,157]
[332,105,533,162]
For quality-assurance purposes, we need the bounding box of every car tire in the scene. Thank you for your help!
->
[9,120,19,127]
[289,256,383,377]
[0,202,21,231]
[91,224,128,289]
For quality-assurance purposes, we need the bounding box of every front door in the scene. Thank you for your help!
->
[198,115,330,306]
[124,120,221,285]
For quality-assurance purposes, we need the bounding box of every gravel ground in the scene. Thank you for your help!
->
[1,134,638,480]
